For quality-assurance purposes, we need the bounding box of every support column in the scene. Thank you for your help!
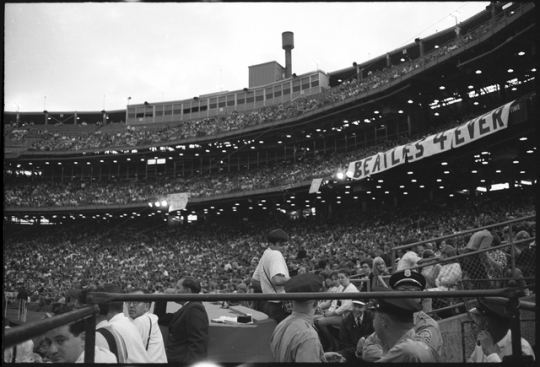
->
[415,38,424,67]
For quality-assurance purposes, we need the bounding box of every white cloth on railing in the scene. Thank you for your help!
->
[431,263,462,291]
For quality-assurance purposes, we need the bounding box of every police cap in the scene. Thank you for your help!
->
[368,286,421,323]
[389,269,427,290]
[285,273,323,293]
[469,297,514,320]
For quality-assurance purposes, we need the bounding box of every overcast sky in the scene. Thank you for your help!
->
[4,1,490,113]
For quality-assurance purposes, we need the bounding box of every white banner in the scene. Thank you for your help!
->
[452,101,511,149]
[167,193,189,212]
[309,178,324,193]
[348,144,407,180]
[346,100,513,179]
[407,128,454,163]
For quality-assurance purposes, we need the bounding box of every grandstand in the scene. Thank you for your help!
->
[3,2,536,363]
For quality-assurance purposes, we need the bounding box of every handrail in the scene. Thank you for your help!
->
[398,237,535,275]
[3,304,99,348]
[392,215,535,251]
[4,286,530,363]
[86,287,516,305]
[390,214,535,273]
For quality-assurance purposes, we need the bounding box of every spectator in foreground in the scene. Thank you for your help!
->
[4,318,36,363]
[251,229,291,324]
[467,297,535,362]
[104,283,150,363]
[337,300,374,363]
[154,277,209,364]
[365,287,441,362]
[270,273,345,362]
[127,288,167,363]
[360,270,443,361]
[42,319,117,363]
[314,268,359,352]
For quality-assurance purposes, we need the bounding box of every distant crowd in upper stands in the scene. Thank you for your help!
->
[4,15,500,152]
[5,117,467,208]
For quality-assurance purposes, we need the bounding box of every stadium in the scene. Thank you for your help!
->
[4,2,536,364]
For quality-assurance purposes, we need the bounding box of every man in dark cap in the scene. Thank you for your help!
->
[359,270,443,361]
[252,229,291,323]
[467,297,535,362]
[366,287,441,362]
[270,273,345,363]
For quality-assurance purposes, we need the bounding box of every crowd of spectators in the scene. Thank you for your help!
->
[5,188,535,308]
[4,14,503,153]
[4,114,468,208]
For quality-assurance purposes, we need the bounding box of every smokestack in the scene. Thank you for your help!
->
[282,31,294,78]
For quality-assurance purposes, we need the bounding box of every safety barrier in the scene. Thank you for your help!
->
[4,285,532,363]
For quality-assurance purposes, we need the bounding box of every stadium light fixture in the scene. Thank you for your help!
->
[519,137,527,141]
[161,200,167,206]
[508,69,513,73]
[476,70,482,74]
[149,202,153,207]
[155,201,161,207]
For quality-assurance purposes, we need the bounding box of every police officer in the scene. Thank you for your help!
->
[270,273,346,363]
[467,297,535,362]
[367,286,441,363]
[359,270,443,361]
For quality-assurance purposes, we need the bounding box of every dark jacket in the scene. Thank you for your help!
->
[155,301,209,363]
[339,310,375,354]
[358,272,374,292]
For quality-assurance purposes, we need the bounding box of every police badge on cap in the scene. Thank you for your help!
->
[389,270,427,290]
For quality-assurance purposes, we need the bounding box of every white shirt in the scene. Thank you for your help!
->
[467,329,535,362]
[76,346,117,363]
[328,283,359,316]
[397,251,421,271]
[96,319,127,363]
[109,313,150,363]
[3,327,34,363]
[252,247,289,297]
[132,312,168,363]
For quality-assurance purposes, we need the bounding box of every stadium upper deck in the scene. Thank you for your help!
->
[4,2,534,154]
[4,1,537,224]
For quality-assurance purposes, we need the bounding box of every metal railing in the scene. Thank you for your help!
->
[390,215,536,276]
[4,285,532,363]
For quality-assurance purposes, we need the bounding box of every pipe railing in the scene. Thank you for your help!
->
[4,285,533,363]
[4,304,99,363]
[390,215,535,272]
